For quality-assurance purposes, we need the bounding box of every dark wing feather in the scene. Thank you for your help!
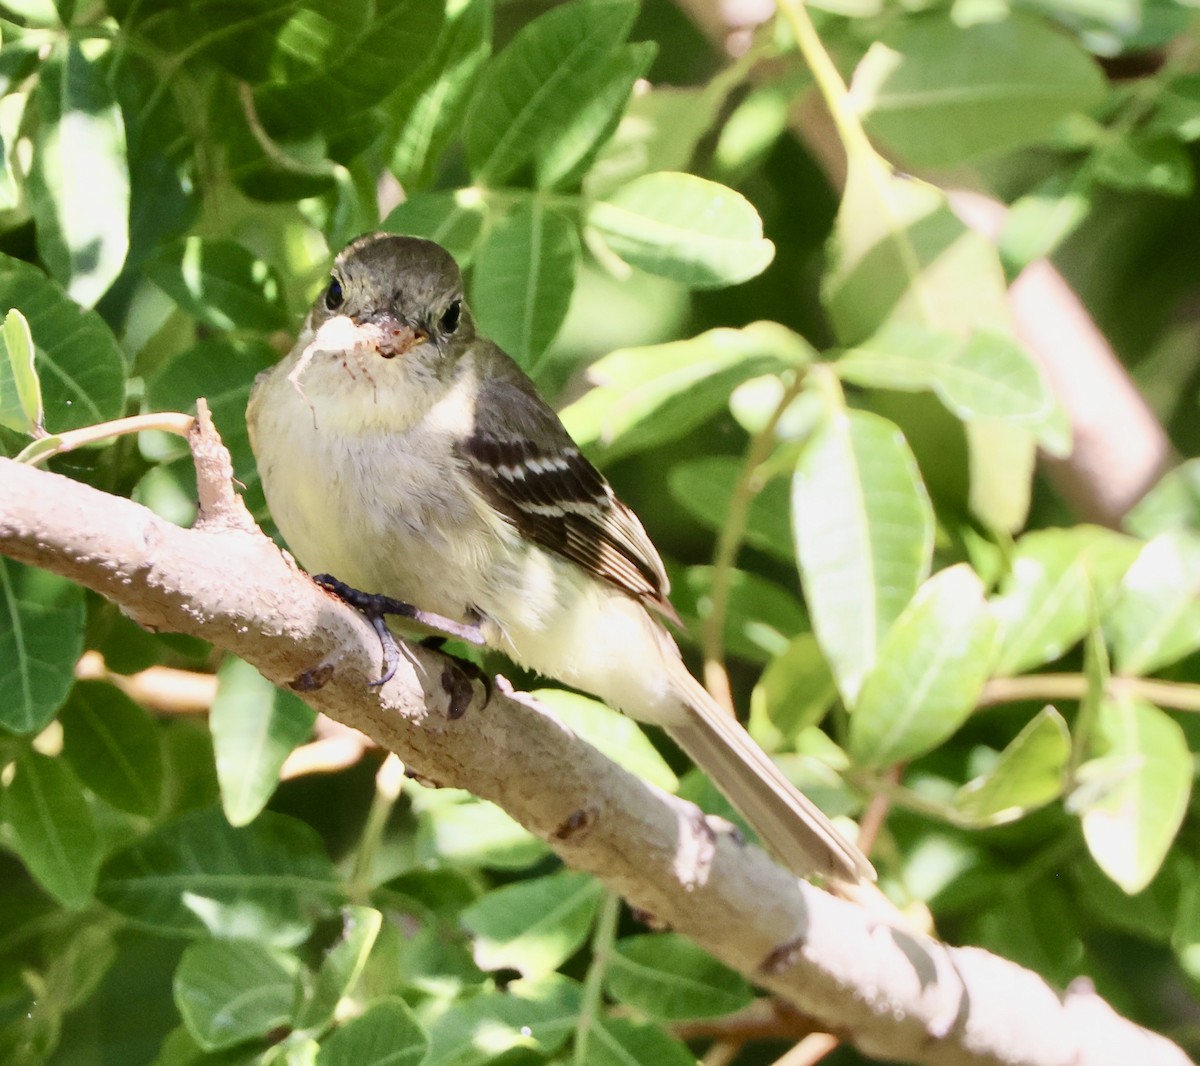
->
[458,354,675,618]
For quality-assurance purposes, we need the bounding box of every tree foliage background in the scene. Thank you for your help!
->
[1,0,1200,1062]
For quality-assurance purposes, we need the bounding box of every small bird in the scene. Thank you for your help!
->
[247,232,874,883]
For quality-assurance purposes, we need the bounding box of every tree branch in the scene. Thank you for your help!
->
[0,422,1190,1065]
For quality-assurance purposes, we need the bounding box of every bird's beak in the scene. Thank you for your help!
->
[363,312,428,359]
[376,322,429,359]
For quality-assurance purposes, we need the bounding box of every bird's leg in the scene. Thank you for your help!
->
[312,573,486,686]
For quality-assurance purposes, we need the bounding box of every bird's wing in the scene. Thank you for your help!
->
[457,353,675,619]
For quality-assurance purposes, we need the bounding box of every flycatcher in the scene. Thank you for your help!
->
[247,232,874,884]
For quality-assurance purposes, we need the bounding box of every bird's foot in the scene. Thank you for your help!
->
[312,573,485,686]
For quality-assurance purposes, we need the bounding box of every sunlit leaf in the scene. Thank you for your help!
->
[792,405,933,704]
[2,749,99,909]
[955,707,1071,826]
[0,308,42,433]
[587,171,774,288]
[850,565,997,767]
[1077,697,1191,894]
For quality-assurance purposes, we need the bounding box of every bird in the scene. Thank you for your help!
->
[247,231,875,884]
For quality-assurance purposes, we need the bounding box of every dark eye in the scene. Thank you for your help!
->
[439,300,461,334]
[324,277,344,311]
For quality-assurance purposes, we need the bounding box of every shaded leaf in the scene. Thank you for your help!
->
[3,749,99,910]
[0,558,85,734]
[382,191,487,265]
[534,41,655,190]
[316,998,428,1066]
[174,938,298,1051]
[295,906,383,1032]
[423,973,580,1066]
[145,238,289,332]
[470,202,578,372]
[749,633,838,749]
[60,680,163,817]
[590,1018,697,1066]
[97,807,340,944]
[0,254,125,432]
[464,0,638,183]
[606,934,752,1020]
[210,658,316,828]
[389,0,492,188]
[668,456,792,563]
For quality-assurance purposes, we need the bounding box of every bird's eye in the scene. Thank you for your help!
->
[439,300,461,334]
[324,277,344,311]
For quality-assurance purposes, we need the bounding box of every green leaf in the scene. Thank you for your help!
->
[413,790,549,870]
[423,973,580,1066]
[533,688,678,791]
[955,707,1071,826]
[0,254,126,432]
[96,807,340,944]
[145,238,289,332]
[990,527,1138,676]
[389,0,492,189]
[587,172,774,288]
[853,11,1106,168]
[174,938,298,1051]
[834,322,1053,426]
[250,0,446,137]
[461,870,603,977]
[316,998,428,1066]
[792,406,933,705]
[749,634,838,749]
[295,906,383,1032]
[998,173,1093,273]
[0,308,42,433]
[27,41,129,308]
[534,41,655,190]
[145,337,277,522]
[1104,531,1200,676]
[464,0,638,184]
[668,456,792,563]
[561,322,811,461]
[0,558,85,734]
[469,202,579,372]
[674,565,807,664]
[1093,133,1193,197]
[59,680,163,817]
[210,658,316,828]
[3,749,100,909]
[850,565,997,767]
[606,934,752,1020]
[822,150,1033,531]
[1077,697,1191,894]
[381,192,487,265]
[1126,458,1200,538]
[589,1018,698,1066]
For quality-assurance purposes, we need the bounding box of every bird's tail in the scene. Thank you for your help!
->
[663,666,875,884]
